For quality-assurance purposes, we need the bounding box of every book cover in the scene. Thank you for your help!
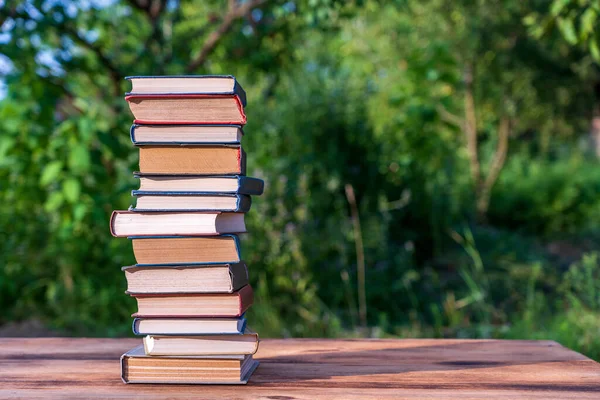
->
[125,75,247,106]
[130,284,254,318]
[129,193,252,213]
[133,174,264,195]
[125,94,247,125]
[129,124,244,145]
[131,314,247,336]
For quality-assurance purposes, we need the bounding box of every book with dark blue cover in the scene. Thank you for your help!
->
[134,173,264,195]
[131,314,247,336]
[125,75,247,107]
[130,124,244,145]
[129,193,252,213]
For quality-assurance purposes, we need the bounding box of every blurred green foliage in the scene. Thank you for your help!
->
[2,0,600,360]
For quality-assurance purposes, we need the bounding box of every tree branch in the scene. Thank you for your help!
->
[436,104,464,128]
[477,114,510,216]
[186,0,268,72]
[130,0,169,71]
[345,184,367,331]
[58,23,123,95]
[464,63,481,195]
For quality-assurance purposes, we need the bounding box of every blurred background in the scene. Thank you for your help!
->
[2,0,600,359]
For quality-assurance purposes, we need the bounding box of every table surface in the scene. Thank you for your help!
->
[1,338,599,399]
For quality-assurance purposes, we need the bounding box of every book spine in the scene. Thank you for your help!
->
[231,234,242,263]
[109,211,119,237]
[251,333,259,355]
[238,176,264,195]
[132,318,140,335]
[238,285,254,316]
[142,336,150,354]
[233,79,247,107]
[120,353,129,383]
[239,148,246,175]
[237,195,251,212]
[130,124,137,144]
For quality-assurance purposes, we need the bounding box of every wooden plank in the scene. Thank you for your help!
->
[0,338,599,399]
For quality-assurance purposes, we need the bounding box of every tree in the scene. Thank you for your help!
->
[528,0,600,155]
[0,0,353,334]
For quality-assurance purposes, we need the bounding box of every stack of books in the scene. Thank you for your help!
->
[110,75,262,384]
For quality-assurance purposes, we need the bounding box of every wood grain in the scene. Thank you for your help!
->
[0,338,599,399]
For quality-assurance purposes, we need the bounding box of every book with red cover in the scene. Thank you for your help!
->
[125,94,247,125]
[130,284,254,318]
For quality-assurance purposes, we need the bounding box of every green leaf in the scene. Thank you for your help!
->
[551,0,572,17]
[68,145,91,173]
[590,39,600,61]
[63,178,81,203]
[580,8,597,40]
[73,203,88,221]
[557,17,579,44]
[0,137,15,158]
[44,191,64,212]
[40,161,63,186]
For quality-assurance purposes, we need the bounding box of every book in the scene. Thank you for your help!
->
[126,94,246,125]
[131,194,251,212]
[121,345,258,384]
[131,235,241,265]
[126,75,247,106]
[131,284,253,318]
[134,174,264,195]
[143,330,259,356]
[130,124,243,145]
[110,211,246,237]
[137,145,246,175]
[132,315,247,335]
[123,262,249,294]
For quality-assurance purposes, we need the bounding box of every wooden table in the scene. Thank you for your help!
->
[1,338,599,399]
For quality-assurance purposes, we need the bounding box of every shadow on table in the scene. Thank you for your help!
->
[251,339,600,393]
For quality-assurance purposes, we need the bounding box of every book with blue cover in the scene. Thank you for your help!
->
[134,173,264,195]
[126,75,247,106]
[130,124,244,145]
[130,193,252,212]
[132,315,247,336]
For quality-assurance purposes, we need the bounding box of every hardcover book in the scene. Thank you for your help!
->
[121,345,258,384]
[123,262,249,294]
[130,193,251,212]
[130,124,243,145]
[131,284,254,318]
[126,75,247,106]
[126,94,246,125]
[143,329,259,356]
[131,235,242,265]
[110,211,246,237]
[134,174,264,195]
[137,145,246,175]
[132,315,247,335]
